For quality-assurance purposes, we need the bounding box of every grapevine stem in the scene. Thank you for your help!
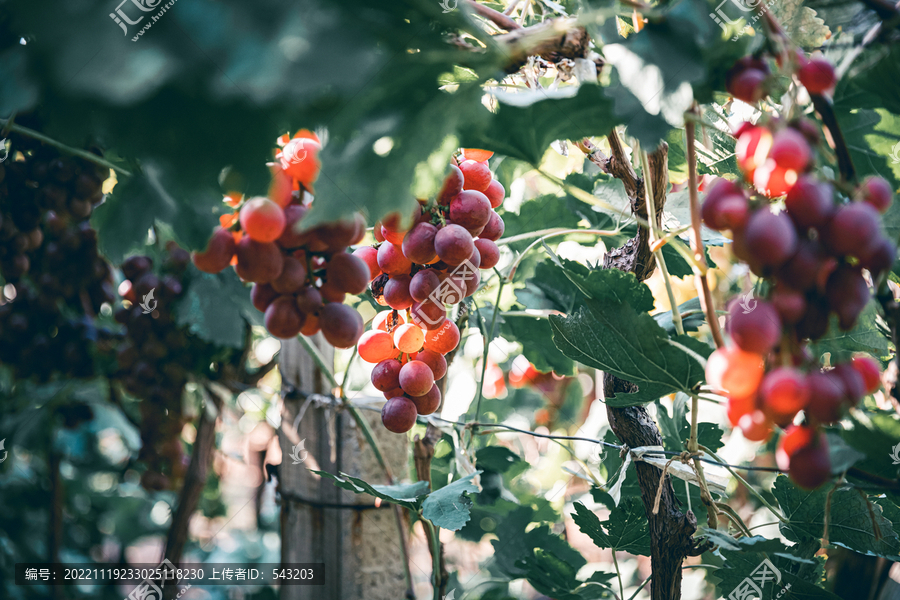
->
[640,150,684,336]
[0,118,132,177]
[685,110,725,348]
[688,394,719,528]
[468,280,505,448]
[612,550,624,600]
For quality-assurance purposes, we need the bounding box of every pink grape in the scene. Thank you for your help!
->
[372,359,402,391]
[410,269,441,302]
[402,222,439,264]
[449,190,492,230]
[434,224,475,266]
[399,360,435,396]
[377,242,413,275]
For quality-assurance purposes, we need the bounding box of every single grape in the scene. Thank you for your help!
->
[794,294,830,341]
[417,349,448,381]
[701,191,749,231]
[316,214,366,250]
[822,201,881,257]
[798,58,836,95]
[327,252,370,295]
[727,68,768,104]
[449,190,492,230]
[727,394,757,427]
[410,269,441,302]
[434,224,475,266]
[272,256,308,294]
[240,197,286,243]
[737,410,773,442]
[353,246,382,281]
[319,279,346,303]
[372,358,402,391]
[437,165,465,206]
[825,264,869,330]
[727,299,781,354]
[770,287,806,324]
[859,237,896,275]
[411,384,441,415]
[280,137,321,186]
[192,227,236,274]
[423,319,460,354]
[459,160,492,192]
[402,222,439,264]
[381,396,418,433]
[776,425,817,471]
[743,208,797,268]
[296,285,324,314]
[251,283,279,312]
[805,370,846,423]
[265,296,306,339]
[753,159,798,197]
[833,362,865,406]
[784,176,833,230]
[319,302,364,348]
[705,346,765,398]
[769,128,811,171]
[393,322,425,353]
[759,367,810,421]
[358,330,396,363]
[399,360,435,396]
[384,275,414,310]
[235,237,284,283]
[777,239,825,291]
[377,242,413,276]
[859,175,893,213]
[785,432,831,490]
[484,180,505,209]
[851,355,881,394]
[735,125,774,175]
[462,149,494,162]
[480,211,505,241]
[474,239,500,270]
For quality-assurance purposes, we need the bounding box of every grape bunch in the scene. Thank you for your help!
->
[0,129,116,380]
[192,131,366,347]
[705,53,894,489]
[114,244,207,490]
[354,148,507,434]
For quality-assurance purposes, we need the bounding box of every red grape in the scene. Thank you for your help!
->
[296,286,324,314]
[377,242,413,276]
[759,367,810,420]
[251,283,279,312]
[373,310,404,332]
[823,201,881,257]
[277,204,310,248]
[399,360,435,396]
[463,149,494,162]
[769,128,811,171]
[851,355,880,394]
[825,264,869,330]
[358,330,396,363]
[770,287,806,324]
[727,299,781,354]
[327,252,370,295]
[192,227,236,273]
[411,385,441,415]
[241,197,286,243]
[753,159,798,197]
[738,410,773,442]
[798,58,836,95]
[727,68,767,104]
[410,269,441,302]
[705,346,765,398]
[785,432,831,489]
[434,224,475,266]
[475,239,500,270]
[743,208,798,268]
[319,303,364,348]
[381,396,418,433]
[736,125,773,175]
[265,296,306,339]
[393,323,425,353]
[353,246,381,280]
[449,190,492,230]
[859,176,893,213]
[384,275,414,310]
[484,180,505,209]
[417,349,448,380]
[437,165,465,206]
[235,237,284,283]
[372,359,402,391]
[271,256,308,294]
[410,299,447,330]
[480,211,505,241]
[805,370,847,423]
[784,176,833,230]
[402,222,439,264]
[459,160,492,192]
[424,319,460,354]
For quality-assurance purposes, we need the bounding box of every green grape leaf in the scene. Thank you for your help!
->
[768,0,830,49]
[773,475,900,558]
[811,303,891,363]
[175,270,260,349]
[422,472,482,531]
[547,263,712,406]
[571,500,651,556]
[311,471,430,511]
[501,315,577,376]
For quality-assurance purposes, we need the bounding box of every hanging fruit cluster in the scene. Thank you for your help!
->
[706,52,894,490]
[192,130,366,347]
[358,148,506,434]
[0,129,116,380]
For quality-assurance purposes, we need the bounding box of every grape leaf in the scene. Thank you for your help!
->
[571,500,651,556]
[422,472,481,531]
[312,471,430,511]
[175,270,260,349]
[811,303,891,363]
[501,315,577,376]
[773,475,900,558]
[769,0,830,49]
[654,297,708,334]
[547,263,712,406]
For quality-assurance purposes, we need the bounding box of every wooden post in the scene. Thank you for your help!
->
[278,335,411,600]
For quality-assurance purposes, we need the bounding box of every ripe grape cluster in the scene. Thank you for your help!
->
[0,130,116,380]
[358,148,507,434]
[114,245,197,490]
[192,131,366,348]
[706,52,893,490]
